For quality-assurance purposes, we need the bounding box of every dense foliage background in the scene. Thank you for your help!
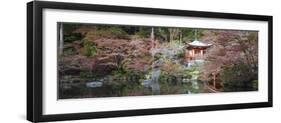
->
[58,23,258,99]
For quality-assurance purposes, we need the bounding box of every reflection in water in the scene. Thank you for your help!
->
[59,77,206,99]
[151,57,163,95]
[151,69,161,95]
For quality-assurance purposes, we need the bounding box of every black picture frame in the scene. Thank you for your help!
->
[27,1,273,122]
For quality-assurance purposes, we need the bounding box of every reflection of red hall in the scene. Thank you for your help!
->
[184,40,212,62]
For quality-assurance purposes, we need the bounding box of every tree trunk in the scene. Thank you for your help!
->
[59,23,64,55]
[180,31,183,44]
[151,27,155,48]
[181,32,184,43]
[169,29,173,42]
[151,27,154,41]
[178,32,181,44]
[213,73,216,89]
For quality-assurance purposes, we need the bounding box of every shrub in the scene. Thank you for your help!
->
[79,71,98,80]
[220,63,257,92]
[63,48,77,56]
[175,49,185,58]
[94,27,129,39]
[64,33,84,42]
[252,80,258,90]
[161,59,184,77]
[81,40,97,57]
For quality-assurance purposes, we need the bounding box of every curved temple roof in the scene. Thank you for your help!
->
[188,40,212,48]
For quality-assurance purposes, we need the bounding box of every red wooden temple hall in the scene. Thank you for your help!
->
[184,30,212,65]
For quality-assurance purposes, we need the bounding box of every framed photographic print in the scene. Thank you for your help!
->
[27,1,273,122]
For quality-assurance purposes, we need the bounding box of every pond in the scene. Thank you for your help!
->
[58,77,209,99]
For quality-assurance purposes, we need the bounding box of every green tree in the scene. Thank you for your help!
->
[136,27,151,38]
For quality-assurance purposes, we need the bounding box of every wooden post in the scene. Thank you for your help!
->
[192,49,195,59]
[200,49,204,59]
[184,49,188,62]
